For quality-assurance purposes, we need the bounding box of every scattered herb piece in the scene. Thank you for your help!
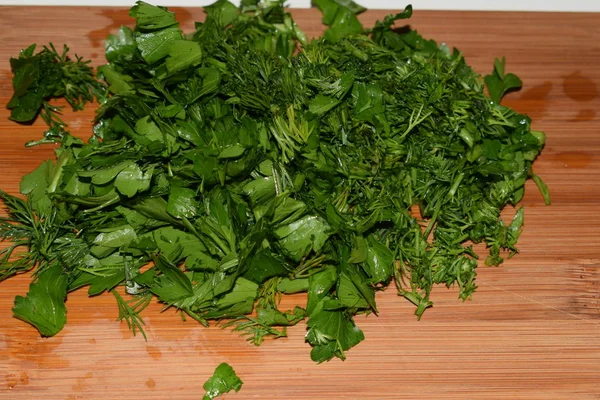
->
[484,56,523,104]
[12,262,68,337]
[203,362,243,400]
[7,43,106,146]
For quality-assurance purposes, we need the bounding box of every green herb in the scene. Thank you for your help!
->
[0,0,548,363]
[484,56,523,104]
[7,43,106,146]
[12,262,68,337]
[203,362,243,400]
[112,289,152,339]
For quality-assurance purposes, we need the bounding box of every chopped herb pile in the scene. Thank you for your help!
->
[0,0,548,363]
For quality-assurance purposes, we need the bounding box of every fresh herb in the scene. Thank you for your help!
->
[112,289,152,339]
[484,56,523,105]
[203,362,243,400]
[7,43,106,146]
[12,262,68,337]
[0,0,548,363]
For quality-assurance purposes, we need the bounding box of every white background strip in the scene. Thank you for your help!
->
[1,0,599,12]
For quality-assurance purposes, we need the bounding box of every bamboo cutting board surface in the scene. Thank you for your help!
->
[0,6,599,400]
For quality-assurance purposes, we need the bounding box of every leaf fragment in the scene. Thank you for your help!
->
[202,362,243,400]
[13,263,68,337]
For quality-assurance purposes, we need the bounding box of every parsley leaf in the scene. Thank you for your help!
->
[203,362,243,400]
[7,43,106,145]
[484,56,523,104]
[12,263,68,337]
[306,300,365,363]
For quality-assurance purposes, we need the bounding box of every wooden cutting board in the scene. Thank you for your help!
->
[0,6,598,400]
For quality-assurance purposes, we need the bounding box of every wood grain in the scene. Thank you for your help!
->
[0,6,599,400]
